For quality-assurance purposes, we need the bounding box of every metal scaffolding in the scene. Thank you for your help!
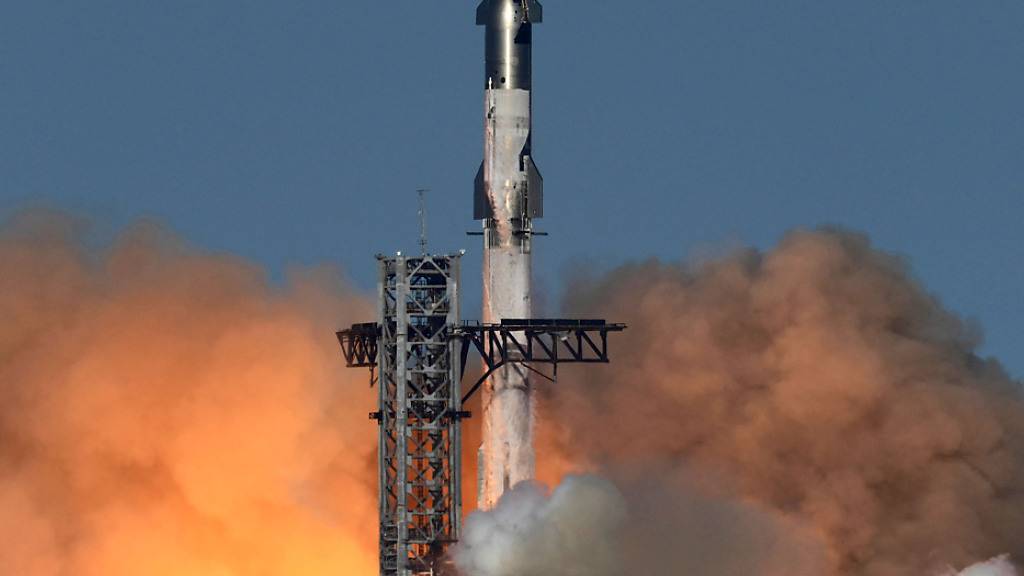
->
[358,254,462,576]
[338,254,625,576]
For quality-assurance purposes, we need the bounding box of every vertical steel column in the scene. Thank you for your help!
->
[377,259,395,573]
[394,257,410,573]
[447,256,463,542]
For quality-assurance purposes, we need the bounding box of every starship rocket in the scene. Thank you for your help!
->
[474,0,544,510]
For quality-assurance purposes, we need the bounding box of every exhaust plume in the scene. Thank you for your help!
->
[454,476,627,576]
[0,211,377,575]
[536,228,1024,575]
[454,470,828,576]
[943,556,1019,576]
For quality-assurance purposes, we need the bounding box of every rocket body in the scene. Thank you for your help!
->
[475,0,543,510]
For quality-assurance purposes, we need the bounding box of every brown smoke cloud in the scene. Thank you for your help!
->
[0,211,378,575]
[5,212,1020,575]
[538,228,1024,575]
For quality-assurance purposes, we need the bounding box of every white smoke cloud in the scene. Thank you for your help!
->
[453,471,829,576]
[453,476,627,576]
[941,556,1019,576]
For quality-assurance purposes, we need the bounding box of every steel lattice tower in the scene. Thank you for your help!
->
[374,254,463,576]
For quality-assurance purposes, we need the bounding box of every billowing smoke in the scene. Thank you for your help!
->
[454,471,828,576]
[6,212,1020,575]
[454,476,627,576]
[0,212,378,575]
[943,556,1019,576]
[522,228,1024,575]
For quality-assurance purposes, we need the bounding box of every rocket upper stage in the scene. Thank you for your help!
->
[477,0,543,90]
[474,0,544,224]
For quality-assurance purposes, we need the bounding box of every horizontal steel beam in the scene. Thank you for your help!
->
[338,319,626,404]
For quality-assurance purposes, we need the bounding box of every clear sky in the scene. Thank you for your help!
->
[1,2,1022,376]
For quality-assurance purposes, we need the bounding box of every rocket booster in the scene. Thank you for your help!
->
[475,0,543,510]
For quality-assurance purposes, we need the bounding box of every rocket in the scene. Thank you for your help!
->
[474,0,544,510]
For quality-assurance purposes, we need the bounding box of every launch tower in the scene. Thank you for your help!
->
[339,256,624,575]
[344,254,465,575]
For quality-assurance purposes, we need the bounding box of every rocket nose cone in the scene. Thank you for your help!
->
[476,0,543,26]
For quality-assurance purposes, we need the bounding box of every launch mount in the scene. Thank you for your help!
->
[337,253,624,576]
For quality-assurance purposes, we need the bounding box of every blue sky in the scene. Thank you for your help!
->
[1,1,1022,375]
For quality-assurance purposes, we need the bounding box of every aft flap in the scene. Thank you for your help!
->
[474,161,491,219]
[525,155,543,219]
[526,1,543,23]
